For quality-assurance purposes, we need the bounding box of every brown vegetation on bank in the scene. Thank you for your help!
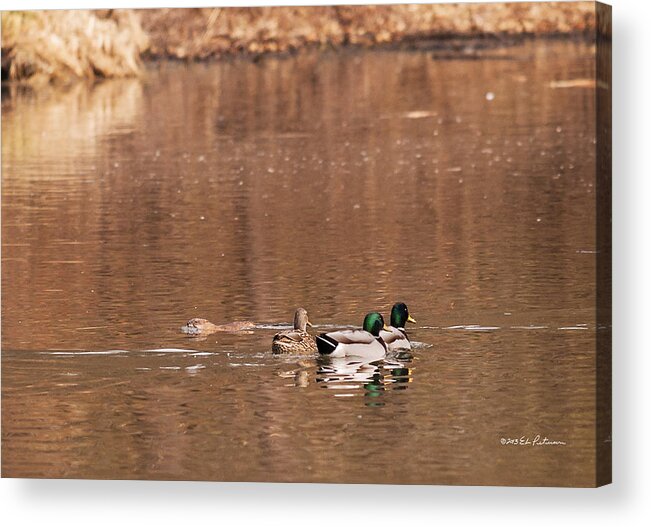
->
[2,3,597,83]
[1,10,148,83]
[140,3,597,60]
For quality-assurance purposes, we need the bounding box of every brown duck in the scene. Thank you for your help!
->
[272,308,317,354]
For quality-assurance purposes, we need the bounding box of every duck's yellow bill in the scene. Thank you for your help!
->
[383,324,389,331]
[407,315,417,324]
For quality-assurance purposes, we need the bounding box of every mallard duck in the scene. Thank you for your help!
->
[180,318,255,336]
[380,302,416,351]
[316,312,388,359]
[271,308,317,354]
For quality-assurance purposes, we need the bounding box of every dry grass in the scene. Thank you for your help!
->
[141,3,597,60]
[1,4,597,82]
[1,10,148,83]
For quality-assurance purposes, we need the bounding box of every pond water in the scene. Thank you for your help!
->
[2,40,601,485]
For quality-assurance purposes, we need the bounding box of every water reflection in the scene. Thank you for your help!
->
[316,356,413,406]
[2,41,600,485]
[2,79,143,173]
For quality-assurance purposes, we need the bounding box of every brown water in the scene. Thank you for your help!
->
[2,41,600,485]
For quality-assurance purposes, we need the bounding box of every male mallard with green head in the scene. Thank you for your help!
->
[272,308,317,354]
[380,302,416,351]
[316,312,388,359]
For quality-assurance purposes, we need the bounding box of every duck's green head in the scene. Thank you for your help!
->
[363,312,388,337]
[390,302,416,328]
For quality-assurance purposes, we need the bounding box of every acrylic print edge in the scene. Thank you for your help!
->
[595,0,612,488]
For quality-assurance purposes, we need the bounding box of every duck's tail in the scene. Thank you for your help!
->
[316,333,338,355]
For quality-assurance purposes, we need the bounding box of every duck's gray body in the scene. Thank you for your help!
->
[380,326,411,351]
[316,329,387,359]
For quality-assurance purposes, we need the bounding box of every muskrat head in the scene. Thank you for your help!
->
[180,318,211,335]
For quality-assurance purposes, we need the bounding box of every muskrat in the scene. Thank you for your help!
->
[181,318,256,336]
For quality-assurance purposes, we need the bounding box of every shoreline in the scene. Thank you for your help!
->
[139,4,597,61]
[2,3,599,83]
[140,32,595,67]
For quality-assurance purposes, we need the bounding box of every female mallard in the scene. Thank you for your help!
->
[272,308,317,354]
[316,312,388,359]
[181,318,255,336]
[380,302,416,351]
